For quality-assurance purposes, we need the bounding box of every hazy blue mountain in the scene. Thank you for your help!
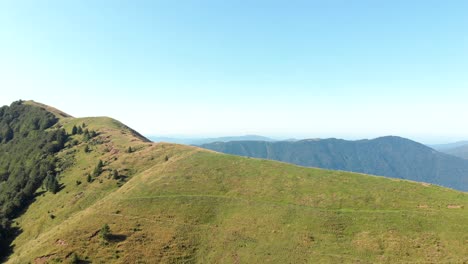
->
[148,135,276,145]
[438,145,468,160]
[430,141,468,151]
[200,136,468,191]
[430,141,468,160]
[147,136,200,145]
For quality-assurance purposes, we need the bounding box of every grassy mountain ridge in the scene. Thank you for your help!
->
[200,136,468,191]
[2,102,468,263]
[24,100,73,119]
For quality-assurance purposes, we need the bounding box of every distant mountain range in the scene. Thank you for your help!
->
[442,146,468,160]
[431,141,468,160]
[430,141,468,151]
[148,135,278,145]
[200,136,468,191]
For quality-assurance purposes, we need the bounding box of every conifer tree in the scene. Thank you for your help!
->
[100,224,111,240]
[93,160,104,177]
[112,169,119,180]
[83,129,90,141]
[45,172,60,194]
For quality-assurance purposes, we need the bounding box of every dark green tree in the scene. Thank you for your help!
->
[44,172,60,194]
[83,129,90,141]
[93,160,104,177]
[69,252,80,264]
[55,129,68,148]
[90,130,97,138]
[1,126,13,143]
[100,223,111,240]
[71,125,78,135]
[111,169,119,180]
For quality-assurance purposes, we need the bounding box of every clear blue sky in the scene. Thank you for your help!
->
[1,1,467,143]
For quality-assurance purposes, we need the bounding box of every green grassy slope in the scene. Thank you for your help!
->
[6,112,468,263]
[24,100,73,119]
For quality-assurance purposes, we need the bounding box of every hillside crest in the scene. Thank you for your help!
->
[1,100,467,263]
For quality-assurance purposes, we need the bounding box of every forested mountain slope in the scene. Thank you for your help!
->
[0,101,68,257]
[200,137,468,191]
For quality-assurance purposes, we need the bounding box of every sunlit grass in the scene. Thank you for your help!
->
[7,117,468,264]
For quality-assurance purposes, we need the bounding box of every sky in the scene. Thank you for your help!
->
[0,1,467,144]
